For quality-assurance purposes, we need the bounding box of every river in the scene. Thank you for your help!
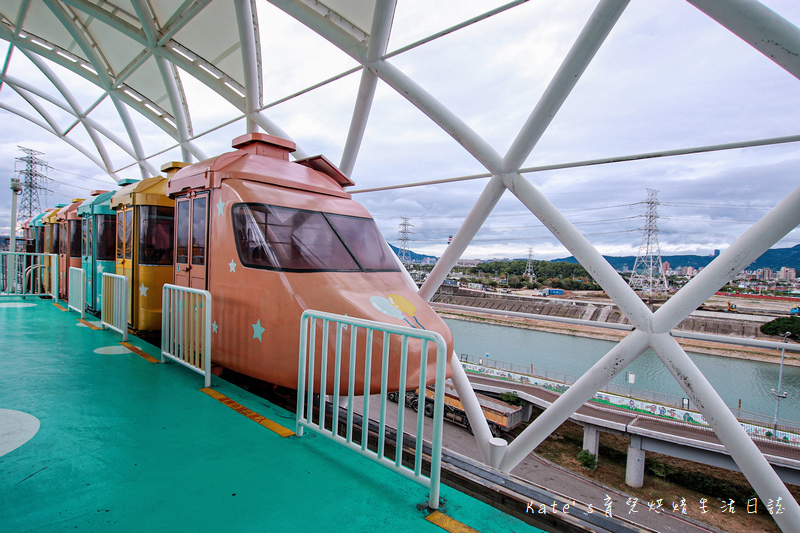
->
[443,317,800,424]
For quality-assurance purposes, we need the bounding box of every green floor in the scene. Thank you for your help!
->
[0,298,541,532]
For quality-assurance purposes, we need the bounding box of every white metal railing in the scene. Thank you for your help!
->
[0,252,58,299]
[297,310,448,509]
[161,284,212,387]
[101,273,128,341]
[67,267,85,319]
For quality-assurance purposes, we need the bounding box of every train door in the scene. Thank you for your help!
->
[174,192,209,289]
[81,215,94,310]
[117,207,134,324]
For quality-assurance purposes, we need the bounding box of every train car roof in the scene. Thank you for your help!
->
[167,133,352,199]
[42,208,60,225]
[77,190,116,216]
[111,176,172,208]
[30,211,50,227]
[55,199,85,221]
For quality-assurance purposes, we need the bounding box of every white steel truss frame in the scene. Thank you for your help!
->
[2,1,800,529]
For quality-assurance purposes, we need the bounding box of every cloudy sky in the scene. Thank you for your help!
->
[1,0,799,261]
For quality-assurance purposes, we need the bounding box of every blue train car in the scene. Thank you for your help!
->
[78,190,117,313]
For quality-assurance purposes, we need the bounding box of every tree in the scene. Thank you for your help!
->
[760,317,800,342]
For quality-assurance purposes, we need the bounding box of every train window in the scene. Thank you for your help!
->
[191,197,207,266]
[139,206,174,265]
[124,210,133,260]
[232,204,359,272]
[59,223,67,255]
[97,215,116,261]
[326,214,400,272]
[82,218,92,257]
[69,220,81,258]
[116,212,125,260]
[176,201,189,264]
[52,224,59,255]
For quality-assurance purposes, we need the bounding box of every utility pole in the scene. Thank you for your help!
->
[15,146,50,220]
[398,217,413,266]
[524,248,536,282]
[629,188,668,304]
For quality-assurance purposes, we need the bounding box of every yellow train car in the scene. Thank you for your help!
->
[110,163,185,332]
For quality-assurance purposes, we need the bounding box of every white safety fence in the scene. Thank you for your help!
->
[0,252,58,299]
[101,273,128,342]
[297,310,448,510]
[161,284,212,387]
[67,267,85,319]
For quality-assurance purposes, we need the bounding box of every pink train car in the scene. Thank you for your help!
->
[166,133,453,393]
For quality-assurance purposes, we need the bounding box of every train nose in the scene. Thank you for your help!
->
[362,292,453,394]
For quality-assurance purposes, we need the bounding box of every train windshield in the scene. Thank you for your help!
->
[139,206,174,265]
[232,204,399,273]
[97,215,116,261]
[326,214,399,271]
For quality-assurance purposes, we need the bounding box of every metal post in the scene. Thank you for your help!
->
[772,331,791,433]
[8,178,22,293]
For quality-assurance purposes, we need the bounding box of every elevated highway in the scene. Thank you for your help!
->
[467,374,800,487]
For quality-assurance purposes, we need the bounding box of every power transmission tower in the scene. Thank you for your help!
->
[15,147,50,220]
[629,188,669,301]
[524,248,536,282]
[398,217,413,265]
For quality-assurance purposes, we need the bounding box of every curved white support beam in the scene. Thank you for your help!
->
[43,0,152,179]
[374,60,503,174]
[653,184,800,333]
[649,333,800,530]
[0,101,120,180]
[22,53,116,176]
[503,171,653,329]
[339,0,396,177]
[267,0,367,64]
[130,0,195,163]
[688,0,800,81]
[502,0,629,173]
[418,174,507,301]
[500,330,650,471]
[234,0,262,134]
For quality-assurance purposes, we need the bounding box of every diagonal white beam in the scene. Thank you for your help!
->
[424,1,628,301]
[130,0,195,163]
[1,72,157,175]
[267,0,367,64]
[503,0,630,172]
[653,183,800,333]
[649,333,800,530]
[23,53,116,176]
[374,60,503,174]
[0,101,120,180]
[339,0,396,177]
[688,0,800,81]
[43,0,151,179]
[504,171,653,328]
[419,174,508,301]
[500,330,650,471]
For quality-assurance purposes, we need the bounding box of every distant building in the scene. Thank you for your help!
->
[778,267,796,281]
[456,259,482,267]
[662,261,670,273]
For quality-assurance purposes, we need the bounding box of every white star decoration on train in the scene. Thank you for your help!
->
[229,259,236,272]
[139,283,148,297]
[252,319,264,341]
[97,264,104,273]
[217,199,225,216]
[212,321,218,333]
